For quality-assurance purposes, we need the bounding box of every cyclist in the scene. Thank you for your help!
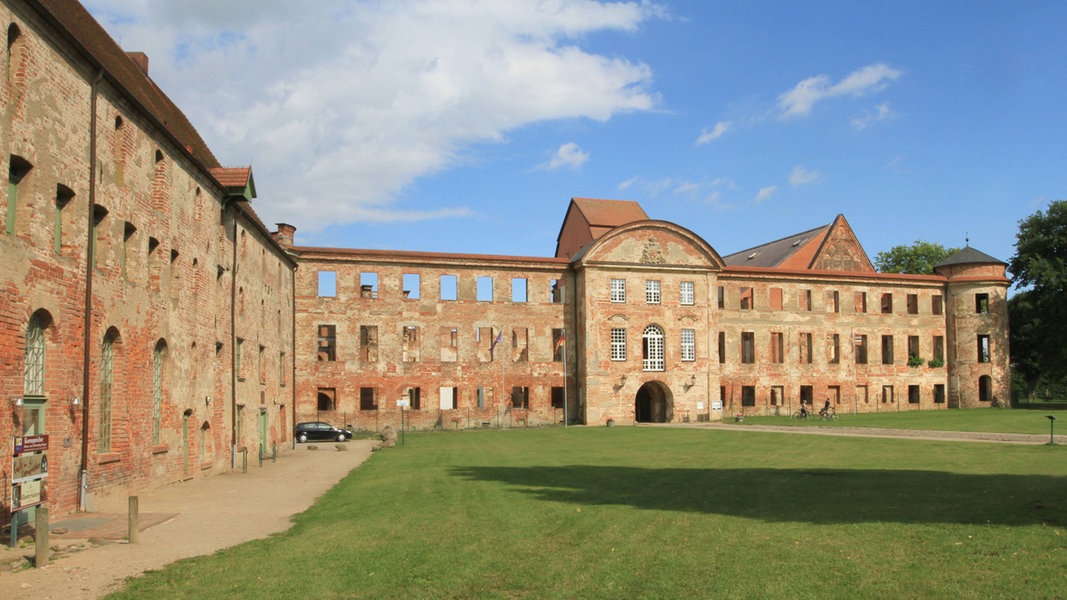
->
[819,399,831,418]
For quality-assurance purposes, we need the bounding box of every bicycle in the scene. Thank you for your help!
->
[792,408,811,420]
[819,407,838,421]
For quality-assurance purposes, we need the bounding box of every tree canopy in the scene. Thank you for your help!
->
[1008,200,1067,392]
[874,240,960,274]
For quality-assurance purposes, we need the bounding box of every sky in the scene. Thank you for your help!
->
[81,1,1067,272]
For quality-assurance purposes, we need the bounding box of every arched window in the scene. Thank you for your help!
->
[24,312,47,397]
[978,375,992,402]
[6,23,22,81]
[99,329,118,451]
[152,340,167,444]
[642,325,665,372]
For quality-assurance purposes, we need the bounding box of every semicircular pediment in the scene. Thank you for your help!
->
[575,221,724,270]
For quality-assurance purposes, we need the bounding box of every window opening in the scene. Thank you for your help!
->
[642,325,665,371]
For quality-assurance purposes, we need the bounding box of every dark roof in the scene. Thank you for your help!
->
[934,246,1006,268]
[722,224,829,268]
[32,0,220,169]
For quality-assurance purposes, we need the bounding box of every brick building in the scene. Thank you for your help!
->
[291,197,1010,430]
[1,0,295,521]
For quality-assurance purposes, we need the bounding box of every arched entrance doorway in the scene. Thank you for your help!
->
[634,381,673,423]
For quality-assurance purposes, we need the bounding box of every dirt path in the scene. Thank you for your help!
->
[680,422,1063,444]
[0,441,376,600]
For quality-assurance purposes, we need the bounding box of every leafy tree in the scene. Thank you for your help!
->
[1008,200,1067,393]
[874,240,960,274]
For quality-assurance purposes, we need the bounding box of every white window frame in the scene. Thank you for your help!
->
[610,278,626,303]
[680,281,695,305]
[642,324,665,371]
[610,328,627,361]
[646,280,661,305]
[681,328,695,362]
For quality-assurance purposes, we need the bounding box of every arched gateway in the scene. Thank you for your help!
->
[634,381,673,423]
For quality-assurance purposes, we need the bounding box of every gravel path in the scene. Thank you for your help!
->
[687,422,1062,444]
[0,441,376,600]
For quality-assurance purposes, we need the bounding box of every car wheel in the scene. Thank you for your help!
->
[298,433,308,443]
[337,433,348,442]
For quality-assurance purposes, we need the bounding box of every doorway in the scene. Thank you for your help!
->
[634,381,672,423]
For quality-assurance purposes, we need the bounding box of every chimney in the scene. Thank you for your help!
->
[126,52,149,76]
[274,223,296,249]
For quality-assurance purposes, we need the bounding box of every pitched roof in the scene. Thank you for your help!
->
[934,246,1006,268]
[722,224,830,268]
[554,198,649,258]
[31,0,220,169]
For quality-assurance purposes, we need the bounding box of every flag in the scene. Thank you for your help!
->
[554,330,567,353]
[490,329,503,352]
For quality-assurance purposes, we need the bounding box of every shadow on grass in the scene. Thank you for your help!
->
[451,465,1065,526]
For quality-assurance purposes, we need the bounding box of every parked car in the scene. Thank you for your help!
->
[295,421,353,443]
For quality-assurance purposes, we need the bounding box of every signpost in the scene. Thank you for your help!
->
[10,435,49,547]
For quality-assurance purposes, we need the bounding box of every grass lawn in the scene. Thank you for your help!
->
[740,407,1061,435]
[109,425,1066,599]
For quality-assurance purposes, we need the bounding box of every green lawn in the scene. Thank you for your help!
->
[110,426,1066,599]
[740,407,1061,435]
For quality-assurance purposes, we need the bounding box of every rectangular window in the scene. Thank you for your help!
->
[799,332,813,364]
[360,387,378,411]
[908,385,920,404]
[933,335,945,362]
[476,387,487,409]
[907,294,918,314]
[680,281,695,305]
[402,273,420,299]
[550,279,565,303]
[359,325,378,362]
[511,386,529,409]
[770,332,784,364]
[880,293,893,314]
[551,386,565,408]
[360,272,378,298]
[681,328,696,361]
[854,334,868,364]
[122,222,136,279]
[827,290,840,313]
[611,328,627,361]
[7,155,32,235]
[552,328,566,362]
[828,385,841,406]
[279,351,287,386]
[857,384,869,404]
[908,336,920,362]
[828,333,840,364]
[317,271,336,297]
[478,277,492,301]
[407,387,421,411]
[717,286,725,309]
[882,385,894,404]
[317,325,336,361]
[770,385,784,406]
[258,344,266,383]
[933,384,946,404]
[932,295,943,315]
[610,278,626,303]
[316,389,335,411]
[741,386,756,407]
[741,331,755,364]
[439,387,457,410]
[740,287,753,310]
[977,334,991,363]
[855,291,867,313]
[54,185,74,254]
[512,327,529,362]
[717,331,726,364]
[769,287,783,311]
[646,280,661,304]
[440,274,457,300]
[402,326,419,362]
[976,293,989,314]
[881,335,894,364]
[440,327,459,362]
[800,385,814,406]
[236,338,245,380]
[511,278,528,303]
[800,289,812,312]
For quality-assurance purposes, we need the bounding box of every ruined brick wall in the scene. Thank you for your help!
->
[294,247,574,432]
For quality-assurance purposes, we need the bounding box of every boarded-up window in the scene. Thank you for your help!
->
[769,287,783,311]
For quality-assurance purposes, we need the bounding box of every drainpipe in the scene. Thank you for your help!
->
[230,202,238,469]
[290,257,297,449]
[78,69,104,512]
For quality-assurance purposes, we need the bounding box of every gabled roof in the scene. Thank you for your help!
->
[723,224,829,268]
[32,0,219,169]
[554,197,649,259]
[210,167,256,200]
[934,246,1006,268]
[722,214,875,273]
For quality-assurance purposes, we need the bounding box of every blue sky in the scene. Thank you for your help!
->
[83,1,1067,270]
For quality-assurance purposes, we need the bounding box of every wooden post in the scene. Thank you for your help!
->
[35,507,49,567]
[128,496,139,543]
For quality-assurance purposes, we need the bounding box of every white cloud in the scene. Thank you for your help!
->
[789,165,821,187]
[83,1,664,230]
[777,63,902,119]
[851,102,895,130]
[695,120,731,145]
[541,142,590,170]
[754,185,777,203]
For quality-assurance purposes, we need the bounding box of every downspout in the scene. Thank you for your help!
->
[570,270,582,424]
[290,258,297,450]
[78,70,104,512]
[230,202,239,469]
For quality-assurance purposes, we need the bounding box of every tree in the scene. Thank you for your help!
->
[1008,200,1067,392]
[874,240,960,274]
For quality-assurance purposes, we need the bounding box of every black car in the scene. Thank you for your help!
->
[295,421,353,443]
